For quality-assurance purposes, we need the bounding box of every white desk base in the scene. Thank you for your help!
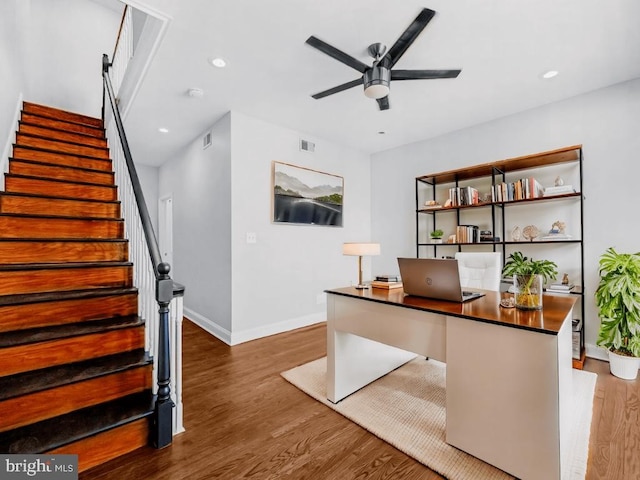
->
[326,293,573,480]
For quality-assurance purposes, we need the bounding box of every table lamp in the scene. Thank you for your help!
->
[343,242,381,289]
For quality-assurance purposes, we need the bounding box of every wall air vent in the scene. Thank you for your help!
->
[203,131,212,149]
[299,138,315,153]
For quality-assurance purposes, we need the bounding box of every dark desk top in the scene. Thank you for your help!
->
[325,286,577,335]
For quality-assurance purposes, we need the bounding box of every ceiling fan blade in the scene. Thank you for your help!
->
[306,36,369,73]
[376,96,390,110]
[383,8,435,68]
[391,69,461,80]
[311,78,364,99]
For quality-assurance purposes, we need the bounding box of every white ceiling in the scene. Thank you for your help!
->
[122,0,640,167]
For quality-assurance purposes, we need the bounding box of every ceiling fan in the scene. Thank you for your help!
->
[305,8,461,110]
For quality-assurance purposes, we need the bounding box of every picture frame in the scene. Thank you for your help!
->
[272,161,343,226]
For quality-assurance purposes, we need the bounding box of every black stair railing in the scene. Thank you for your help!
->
[101,53,174,448]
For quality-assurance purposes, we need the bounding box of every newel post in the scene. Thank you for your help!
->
[153,261,174,448]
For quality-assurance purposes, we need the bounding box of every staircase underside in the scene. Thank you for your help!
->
[0,102,154,472]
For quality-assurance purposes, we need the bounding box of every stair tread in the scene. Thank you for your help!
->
[11,144,111,163]
[23,102,103,128]
[19,121,107,144]
[0,261,132,271]
[5,173,117,189]
[0,349,150,401]
[0,286,138,307]
[0,314,143,348]
[0,391,153,454]
[0,212,123,222]
[0,237,127,242]
[9,157,114,175]
[0,191,120,205]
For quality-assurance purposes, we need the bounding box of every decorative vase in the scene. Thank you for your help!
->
[513,274,543,310]
[431,238,442,244]
[608,350,640,380]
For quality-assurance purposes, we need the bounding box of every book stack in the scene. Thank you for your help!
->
[456,225,479,243]
[448,186,479,206]
[546,283,575,294]
[491,177,544,202]
[371,275,403,290]
[540,232,573,241]
[543,185,576,197]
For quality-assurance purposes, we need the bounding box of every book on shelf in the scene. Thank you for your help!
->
[491,177,544,203]
[455,225,479,243]
[448,186,479,207]
[543,185,576,196]
[548,283,575,290]
[546,283,576,294]
[371,280,403,290]
[540,233,573,241]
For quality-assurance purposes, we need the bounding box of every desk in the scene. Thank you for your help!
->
[325,287,576,480]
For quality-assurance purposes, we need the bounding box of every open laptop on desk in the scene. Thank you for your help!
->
[397,257,485,302]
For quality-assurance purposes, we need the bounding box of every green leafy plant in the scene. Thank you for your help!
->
[430,229,444,238]
[502,252,558,309]
[595,248,640,357]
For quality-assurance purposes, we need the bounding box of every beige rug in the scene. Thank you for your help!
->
[282,357,596,480]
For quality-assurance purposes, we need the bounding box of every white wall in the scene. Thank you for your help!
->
[371,78,640,356]
[159,111,372,344]
[159,114,233,338]
[136,164,159,231]
[229,112,371,344]
[0,0,26,172]
[24,0,120,117]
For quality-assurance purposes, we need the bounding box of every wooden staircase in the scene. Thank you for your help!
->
[0,102,154,472]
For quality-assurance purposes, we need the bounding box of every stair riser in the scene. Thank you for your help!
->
[0,293,138,333]
[0,216,123,239]
[21,112,105,139]
[22,102,103,129]
[5,176,117,201]
[0,327,145,378]
[9,161,114,186]
[19,123,107,148]
[12,146,112,171]
[0,216,124,239]
[16,133,109,159]
[0,366,151,433]
[0,241,128,264]
[0,195,120,219]
[48,418,149,473]
[0,266,132,297]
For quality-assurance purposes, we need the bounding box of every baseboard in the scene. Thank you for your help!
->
[586,343,609,362]
[0,92,23,187]
[183,307,232,345]
[183,308,326,346]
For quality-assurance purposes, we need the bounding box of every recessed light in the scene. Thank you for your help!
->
[210,57,226,68]
[378,131,386,135]
[542,70,559,79]
[158,127,169,133]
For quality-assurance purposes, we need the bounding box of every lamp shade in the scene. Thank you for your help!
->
[343,242,381,256]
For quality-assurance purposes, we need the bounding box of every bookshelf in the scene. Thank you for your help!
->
[415,145,585,368]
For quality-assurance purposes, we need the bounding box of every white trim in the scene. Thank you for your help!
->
[184,307,232,345]
[183,308,326,346]
[231,312,326,345]
[1,93,23,188]
[116,1,171,119]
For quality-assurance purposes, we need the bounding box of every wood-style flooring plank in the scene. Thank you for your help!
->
[81,320,640,480]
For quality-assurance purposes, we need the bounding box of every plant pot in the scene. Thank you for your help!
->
[430,238,442,244]
[608,350,640,380]
[513,274,543,310]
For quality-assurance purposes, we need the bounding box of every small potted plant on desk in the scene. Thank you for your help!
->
[502,252,558,310]
[595,247,640,380]
[430,229,444,244]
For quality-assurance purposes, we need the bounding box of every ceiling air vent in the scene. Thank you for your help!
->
[299,138,315,153]
[203,131,212,149]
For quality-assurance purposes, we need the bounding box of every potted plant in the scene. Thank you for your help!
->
[502,251,558,310]
[595,247,640,379]
[430,229,444,244]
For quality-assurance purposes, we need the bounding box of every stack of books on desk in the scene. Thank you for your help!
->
[546,283,575,294]
[371,275,403,290]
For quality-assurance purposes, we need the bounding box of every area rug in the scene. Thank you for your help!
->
[282,357,597,480]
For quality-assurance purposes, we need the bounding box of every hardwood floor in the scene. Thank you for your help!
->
[82,320,639,480]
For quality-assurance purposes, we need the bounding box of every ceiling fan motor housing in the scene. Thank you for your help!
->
[363,65,391,99]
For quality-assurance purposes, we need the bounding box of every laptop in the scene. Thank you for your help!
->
[397,257,485,303]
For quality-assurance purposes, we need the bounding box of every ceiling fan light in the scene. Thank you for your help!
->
[364,83,390,99]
